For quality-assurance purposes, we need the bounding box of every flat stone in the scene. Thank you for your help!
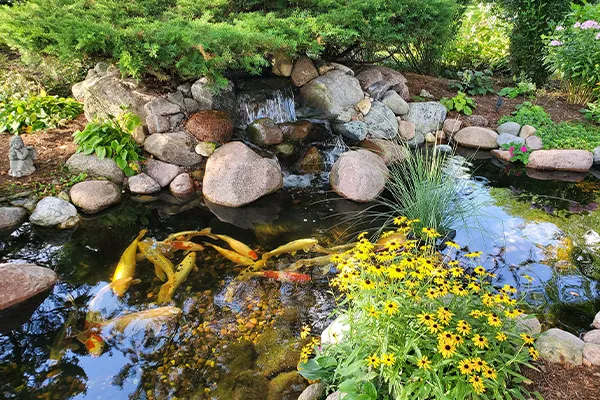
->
[405,102,447,136]
[195,142,217,157]
[128,173,161,194]
[144,132,202,167]
[30,197,80,229]
[443,119,462,137]
[497,133,525,148]
[144,159,182,188]
[583,329,600,344]
[536,328,584,365]
[491,149,512,163]
[0,207,27,233]
[70,181,122,214]
[0,263,58,311]
[453,127,499,149]
[497,121,521,136]
[65,153,124,184]
[397,120,416,141]
[291,56,318,87]
[582,343,600,365]
[382,90,409,115]
[330,149,389,202]
[363,101,398,139]
[144,98,181,116]
[170,173,195,196]
[528,150,593,172]
[333,121,368,142]
[300,70,364,118]
[526,136,544,151]
[520,125,537,139]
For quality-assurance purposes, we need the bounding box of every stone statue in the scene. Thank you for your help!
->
[8,135,37,177]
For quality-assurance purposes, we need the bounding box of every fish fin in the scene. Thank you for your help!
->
[136,229,148,241]
[131,279,141,285]
[291,251,297,256]
[155,264,167,282]
[183,250,191,256]
[75,332,88,345]
[200,227,219,240]
[157,280,173,303]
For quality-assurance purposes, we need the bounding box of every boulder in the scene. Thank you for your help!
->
[593,146,600,165]
[583,329,600,344]
[333,121,368,142]
[536,328,584,365]
[279,120,312,142]
[143,98,181,117]
[361,139,407,165]
[195,142,217,157]
[356,66,406,90]
[291,56,318,87]
[298,383,327,400]
[144,132,202,166]
[246,118,284,146]
[491,150,512,163]
[299,147,324,174]
[170,173,195,196]
[583,343,600,365]
[405,102,447,136]
[300,70,364,118]
[526,136,544,151]
[0,263,58,311]
[356,69,384,90]
[146,114,170,134]
[392,82,410,101]
[203,142,283,207]
[464,114,489,127]
[594,311,600,329]
[65,153,125,184]
[0,207,28,233]
[497,121,521,136]
[190,77,235,112]
[330,149,389,202]
[515,314,542,335]
[520,125,537,139]
[70,181,122,214]
[397,120,416,141]
[382,90,409,115]
[315,61,354,76]
[177,82,193,97]
[365,80,391,100]
[30,197,80,229]
[143,159,182,188]
[363,102,398,139]
[185,110,233,143]
[272,52,294,77]
[453,127,499,150]
[443,119,462,137]
[497,133,525,148]
[128,173,161,194]
[183,98,200,114]
[527,150,593,172]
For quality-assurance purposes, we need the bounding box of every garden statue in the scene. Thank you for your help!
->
[8,135,37,177]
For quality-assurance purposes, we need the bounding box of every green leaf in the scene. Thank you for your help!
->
[339,379,357,394]
[95,146,107,160]
[115,157,127,170]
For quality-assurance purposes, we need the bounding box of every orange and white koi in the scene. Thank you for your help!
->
[111,229,147,296]
[164,228,217,243]
[157,252,196,303]
[245,270,311,283]
[261,238,319,260]
[212,234,258,260]
[167,241,205,252]
[204,243,255,266]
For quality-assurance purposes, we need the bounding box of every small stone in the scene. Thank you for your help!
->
[30,197,80,229]
[407,132,425,148]
[382,90,409,115]
[146,114,170,134]
[583,330,600,344]
[520,124,537,139]
[176,82,192,97]
[365,80,391,100]
[299,147,324,173]
[169,173,195,196]
[274,143,294,156]
[195,142,217,157]
[0,207,28,233]
[443,119,462,137]
[279,120,312,142]
[405,102,447,136]
[464,114,489,127]
[526,136,543,151]
[419,89,435,99]
[355,98,372,115]
[9,197,36,212]
[272,52,294,77]
[246,118,284,146]
[168,113,185,130]
[128,173,161,194]
[497,133,525,148]
[325,392,342,400]
[453,127,499,150]
[497,121,521,136]
[397,120,416,141]
[56,191,70,203]
[335,109,356,123]
[70,181,122,214]
[291,56,318,87]
[144,159,182,188]
[333,121,368,142]
[582,343,600,366]
[435,144,453,154]
[185,110,233,143]
[425,132,436,143]
[183,98,200,114]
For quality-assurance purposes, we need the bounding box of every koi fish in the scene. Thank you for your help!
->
[111,229,147,296]
[49,298,79,362]
[164,228,217,243]
[138,240,175,282]
[245,270,311,283]
[167,241,205,252]
[77,332,105,357]
[288,254,338,271]
[204,243,255,266]
[261,238,319,260]
[157,252,196,303]
[212,234,258,260]
[89,278,141,312]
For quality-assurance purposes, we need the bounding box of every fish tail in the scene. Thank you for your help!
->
[201,227,219,240]
[136,229,148,241]
[157,280,173,303]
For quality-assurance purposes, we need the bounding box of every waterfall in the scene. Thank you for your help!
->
[234,78,297,128]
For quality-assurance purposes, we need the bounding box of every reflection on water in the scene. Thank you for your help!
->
[1,158,599,398]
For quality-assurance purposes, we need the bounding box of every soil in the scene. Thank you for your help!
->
[521,360,600,400]
[0,114,86,197]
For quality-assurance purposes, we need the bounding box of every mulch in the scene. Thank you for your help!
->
[521,359,600,400]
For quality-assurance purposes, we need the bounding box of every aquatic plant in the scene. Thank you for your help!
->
[299,222,539,399]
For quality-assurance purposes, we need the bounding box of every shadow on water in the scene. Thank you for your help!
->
[0,158,599,398]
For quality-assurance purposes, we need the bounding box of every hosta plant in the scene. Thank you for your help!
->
[441,92,477,115]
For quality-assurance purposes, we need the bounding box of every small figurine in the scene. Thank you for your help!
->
[8,135,37,177]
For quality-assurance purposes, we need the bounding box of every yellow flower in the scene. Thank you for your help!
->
[381,353,396,367]
[393,216,407,226]
[438,331,456,345]
[471,357,488,372]
[416,356,432,370]
[331,254,344,263]
[469,310,484,319]
[487,314,502,327]
[384,301,399,316]
[428,322,442,334]
[469,375,486,394]
[438,343,457,358]
[473,266,486,275]
[445,241,460,249]
[380,230,395,238]
[422,227,441,239]
[472,334,489,349]
[367,306,380,319]
[458,359,473,375]
[465,251,483,258]
[449,267,464,277]
[452,284,468,296]
[437,307,453,322]
[447,260,459,267]
[482,293,495,307]
[453,334,464,346]
[385,239,402,251]
[529,346,539,361]
[504,308,524,319]
[417,313,436,326]
[520,333,535,345]
[456,320,472,336]
[360,278,376,290]
[425,287,440,300]
[502,284,517,294]
[300,325,311,339]
[495,332,507,342]
[482,367,497,380]
[366,354,380,368]
[467,282,481,293]
[368,264,385,276]
[387,265,407,280]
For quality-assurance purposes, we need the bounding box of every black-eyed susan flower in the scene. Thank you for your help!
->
[422,227,441,239]
[416,356,432,370]
[361,278,376,290]
[473,266,486,275]
[387,265,407,280]
[417,313,436,325]
[437,307,453,323]
[428,322,441,334]
[456,320,472,335]
[504,308,523,319]
[471,357,488,372]
[458,359,473,375]
[495,332,507,342]
[438,331,455,345]
[381,353,396,367]
[438,343,457,358]
[520,333,535,345]
[472,334,489,349]
[367,306,380,319]
[469,375,485,394]
[469,310,484,319]
[465,251,483,258]
[449,267,464,277]
[384,301,399,316]
[366,354,380,368]
[482,367,497,380]
[445,241,460,249]
[487,313,502,327]
[393,216,407,226]
[300,325,311,339]
[528,346,539,361]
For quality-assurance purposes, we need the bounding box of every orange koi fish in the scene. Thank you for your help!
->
[204,243,255,266]
[212,233,258,260]
[247,270,311,283]
[164,228,217,243]
[167,241,205,252]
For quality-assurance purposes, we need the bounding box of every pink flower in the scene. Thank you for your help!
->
[550,40,563,46]
[509,146,515,156]
[596,32,600,40]
[574,22,581,28]
[556,25,564,31]
[580,20,600,30]
[520,146,527,152]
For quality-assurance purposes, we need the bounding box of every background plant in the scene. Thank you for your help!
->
[497,77,537,99]
[450,69,495,96]
[544,2,600,104]
[72,112,142,176]
[441,92,477,115]
[299,224,539,399]
[580,100,600,124]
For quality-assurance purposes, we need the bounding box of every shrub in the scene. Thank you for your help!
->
[0,0,464,82]
[580,100,600,124]
[441,91,477,115]
[497,77,536,99]
[449,69,495,96]
[0,92,82,134]
[299,223,539,399]
[72,112,142,176]
[444,2,511,71]
[544,2,600,104]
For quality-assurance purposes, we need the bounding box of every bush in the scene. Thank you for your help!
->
[580,101,600,124]
[299,223,539,399]
[449,69,495,96]
[497,77,536,99]
[544,2,600,104]
[441,91,477,115]
[72,112,142,176]
[0,92,82,134]
[0,0,464,82]
[444,2,511,71]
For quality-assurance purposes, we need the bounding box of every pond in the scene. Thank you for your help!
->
[1,155,599,399]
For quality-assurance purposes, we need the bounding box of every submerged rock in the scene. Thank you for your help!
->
[30,197,80,229]
[185,110,233,143]
[268,371,307,400]
[0,207,27,233]
[203,142,283,207]
[0,263,57,311]
[246,118,284,146]
[300,70,364,118]
[66,153,124,184]
[330,149,389,202]
[404,102,447,136]
[255,327,303,377]
[299,147,324,173]
[70,181,122,213]
[528,150,593,172]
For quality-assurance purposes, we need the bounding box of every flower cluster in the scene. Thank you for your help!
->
[299,220,538,399]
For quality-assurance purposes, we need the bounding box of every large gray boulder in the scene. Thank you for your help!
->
[30,197,80,229]
[70,181,122,214]
[143,159,182,188]
[528,150,593,172]
[65,153,125,184]
[0,207,28,233]
[0,263,58,311]
[190,77,235,112]
[497,121,521,136]
[382,90,409,115]
[536,328,584,365]
[453,127,499,149]
[593,146,600,165]
[405,102,447,136]
[363,102,398,139]
[300,70,364,118]
[330,149,389,202]
[203,142,283,207]
[144,132,202,166]
[333,121,368,142]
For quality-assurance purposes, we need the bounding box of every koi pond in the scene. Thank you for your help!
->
[1,156,600,399]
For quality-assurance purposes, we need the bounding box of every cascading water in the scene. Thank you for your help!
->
[234,78,297,128]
